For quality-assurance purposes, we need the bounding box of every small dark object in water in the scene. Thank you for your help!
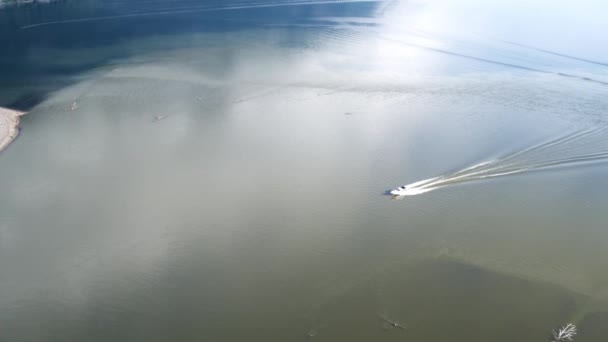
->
[380,315,406,330]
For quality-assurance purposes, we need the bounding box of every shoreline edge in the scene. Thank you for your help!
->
[0,107,27,153]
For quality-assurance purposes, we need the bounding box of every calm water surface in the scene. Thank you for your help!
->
[1,1,608,341]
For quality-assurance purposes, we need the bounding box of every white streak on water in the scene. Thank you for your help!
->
[19,0,381,30]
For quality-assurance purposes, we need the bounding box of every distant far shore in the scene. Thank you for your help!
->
[0,107,26,152]
[0,0,63,9]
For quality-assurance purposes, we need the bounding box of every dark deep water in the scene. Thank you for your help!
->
[1,1,608,341]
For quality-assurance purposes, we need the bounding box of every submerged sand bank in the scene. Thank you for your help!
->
[0,107,26,152]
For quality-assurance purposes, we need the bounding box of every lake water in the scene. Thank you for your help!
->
[1,1,608,341]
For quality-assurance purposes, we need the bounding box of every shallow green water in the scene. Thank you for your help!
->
[1,1,608,341]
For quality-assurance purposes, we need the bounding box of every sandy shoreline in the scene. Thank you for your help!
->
[0,107,26,152]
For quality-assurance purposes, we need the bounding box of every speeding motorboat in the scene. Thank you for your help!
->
[390,185,408,196]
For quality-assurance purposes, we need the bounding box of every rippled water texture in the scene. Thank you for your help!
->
[1,1,608,341]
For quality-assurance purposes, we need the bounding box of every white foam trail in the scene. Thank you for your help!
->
[19,0,381,30]
[394,127,608,196]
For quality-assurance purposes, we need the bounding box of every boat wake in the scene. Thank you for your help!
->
[393,127,608,196]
